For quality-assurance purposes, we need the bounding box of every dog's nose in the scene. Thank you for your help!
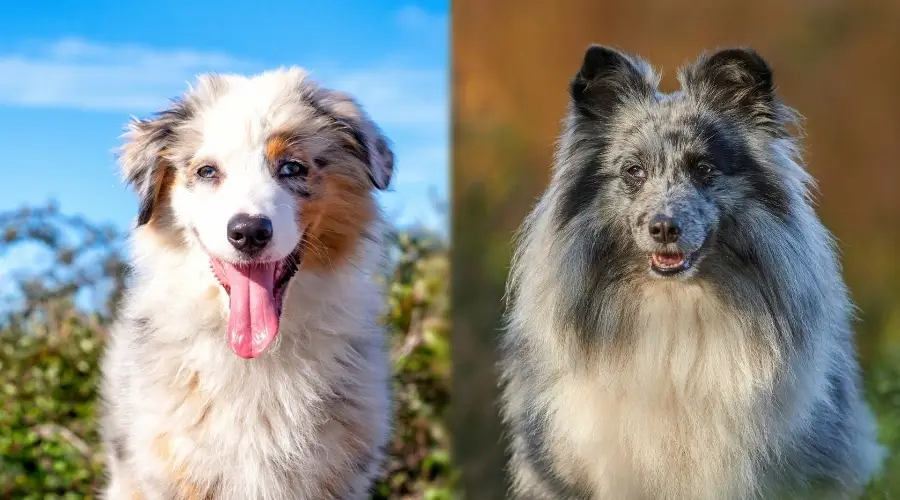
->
[227,214,273,253]
[649,215,680,244]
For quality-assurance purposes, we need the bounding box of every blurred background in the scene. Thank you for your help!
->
[0,1,455,499]
[452,0,900,498]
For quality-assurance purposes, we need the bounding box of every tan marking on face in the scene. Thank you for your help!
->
[299,165,376,271]
[187,372,200,392]
[147,159,176,224]
[141,167,186,249]
[130,491,144,500]
[265,133,293,164]
[264,131,313,178]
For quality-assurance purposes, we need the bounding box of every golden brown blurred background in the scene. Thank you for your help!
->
[451,0,900,498]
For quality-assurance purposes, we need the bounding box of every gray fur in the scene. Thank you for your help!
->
[500,45,883,500]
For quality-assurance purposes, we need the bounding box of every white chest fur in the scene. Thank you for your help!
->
[122,332,346,497]
[103,245,391,499]
[545,284,797,500]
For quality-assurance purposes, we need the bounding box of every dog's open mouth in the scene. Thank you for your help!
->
[209,247,302,359]
[650,251,694,276]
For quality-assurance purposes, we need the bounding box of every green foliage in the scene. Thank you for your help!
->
[0,313,106,498]
[0,206,457,499]
[371,231,458,499]
[863,361,900,498]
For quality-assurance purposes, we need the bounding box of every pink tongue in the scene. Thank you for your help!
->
[222,262,280,358]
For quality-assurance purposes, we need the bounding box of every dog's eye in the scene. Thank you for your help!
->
[279,160,309,178]
[696,163,715,178]
[197,165,219,179]
[625,165,647,181]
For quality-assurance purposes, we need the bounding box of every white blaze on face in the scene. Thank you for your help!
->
[167,73,312,359]
[169,76,303,263]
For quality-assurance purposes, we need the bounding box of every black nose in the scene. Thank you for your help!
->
[649,214,680,244]
[227,214,273,253]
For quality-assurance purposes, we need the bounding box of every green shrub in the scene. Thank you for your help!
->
[0,312,106,498]
[0,206,456,499]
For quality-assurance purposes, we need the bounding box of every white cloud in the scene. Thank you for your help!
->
[0,37,448,230]
[329,68,447,130]
[0,38,251,112]
[0,38,447,134]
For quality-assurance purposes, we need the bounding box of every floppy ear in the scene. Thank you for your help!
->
[570,44,656,117]
[119,102,191,226]
[680,48,788,136]
[326,91,395,191]
[368,133,394,191]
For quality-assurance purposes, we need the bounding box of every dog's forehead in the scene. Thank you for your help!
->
[629,96,697,134]
[617,96,706,152]
[191,71,320,157]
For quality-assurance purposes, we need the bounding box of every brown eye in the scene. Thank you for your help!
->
[696,163,714,178]
[279,160,309,178]
[625,165,647,181]
[197,165,219,179]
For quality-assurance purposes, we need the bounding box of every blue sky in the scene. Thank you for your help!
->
[0,0,448,234]
[0,1,448,309]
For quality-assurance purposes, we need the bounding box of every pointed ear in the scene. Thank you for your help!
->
[570,45,656,117]
[325,91,395,191]
[118,101,192,226]
[680,48,789,136]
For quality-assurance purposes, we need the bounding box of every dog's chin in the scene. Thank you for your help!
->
[208,246,303,359]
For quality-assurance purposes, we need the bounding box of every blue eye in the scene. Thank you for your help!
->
[279,160,308,178]
[197,165,218,179]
